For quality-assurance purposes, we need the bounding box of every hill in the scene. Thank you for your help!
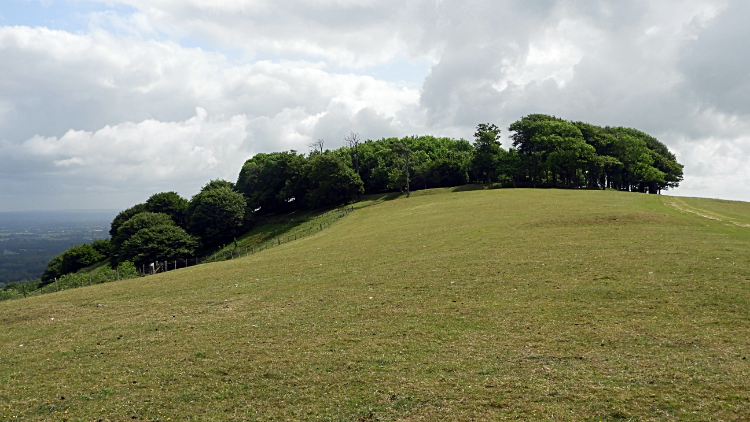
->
[1,188,749,421]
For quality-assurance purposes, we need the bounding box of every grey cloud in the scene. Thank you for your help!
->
[678,1,750,117]
[0,26,421,210]
[2,0,750,209]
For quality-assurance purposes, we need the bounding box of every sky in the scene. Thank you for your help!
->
[0,0,749,211]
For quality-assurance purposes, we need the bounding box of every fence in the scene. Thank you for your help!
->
[0,261,141,300]
[0,205,355,301]
[149,205,355,274]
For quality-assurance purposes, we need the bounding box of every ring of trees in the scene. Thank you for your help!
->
[42,113,683,283]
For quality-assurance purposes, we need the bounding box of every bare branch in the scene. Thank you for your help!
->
[343,132,360,148]
[307,139,325,154]
[344,132,361,174]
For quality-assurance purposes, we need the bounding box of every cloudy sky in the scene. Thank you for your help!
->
[0,0,748,211]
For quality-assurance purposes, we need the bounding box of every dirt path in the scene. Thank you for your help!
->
[662,196,750,228]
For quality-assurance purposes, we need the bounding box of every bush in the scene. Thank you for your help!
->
[120,225,198,267]
[188,185,246,247]
[42,244,105,282]
[112,212,176,264]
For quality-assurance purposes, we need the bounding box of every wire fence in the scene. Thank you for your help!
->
[0,205,355,301]
[143,205,355,275]
[0,261,140,300]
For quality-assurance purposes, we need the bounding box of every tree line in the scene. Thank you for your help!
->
[32,113,682,286]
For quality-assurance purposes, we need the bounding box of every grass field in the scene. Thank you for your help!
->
[1,188,749,421]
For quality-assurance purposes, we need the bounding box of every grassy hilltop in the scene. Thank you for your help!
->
[1,188,750,421]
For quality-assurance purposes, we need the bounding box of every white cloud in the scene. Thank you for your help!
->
[3,0,750,209]
[0,24,422,210]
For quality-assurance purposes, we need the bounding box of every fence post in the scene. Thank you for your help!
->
[252,246,255,254]
[55,277,59,292]
[89,275,92,286]
[116,268,120,281]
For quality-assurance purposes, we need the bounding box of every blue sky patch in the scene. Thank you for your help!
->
[0,0,136,32]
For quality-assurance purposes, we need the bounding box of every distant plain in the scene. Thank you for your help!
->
[0,210,116,285]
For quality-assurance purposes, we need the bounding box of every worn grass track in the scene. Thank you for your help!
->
[1,188,749,421]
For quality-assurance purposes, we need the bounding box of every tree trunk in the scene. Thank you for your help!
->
[405,151,411,197]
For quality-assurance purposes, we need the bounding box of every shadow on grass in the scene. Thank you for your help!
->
[210,205,355,260]
[450,184,486,192]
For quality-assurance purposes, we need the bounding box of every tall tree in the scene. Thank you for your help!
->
[529,120,595,187]
[390,142,412,197]
[112,212,176,264]
[509,114,566,186]
[188,184,246,247]
[470,123,502,184]
[344,132,361,176]
[120,225,198,268]
[302,154,364,208]
[236,151,305,214]
[308,139,325,155]
[495,148,522,187]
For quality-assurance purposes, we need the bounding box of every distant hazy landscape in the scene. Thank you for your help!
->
[0,210,117,285]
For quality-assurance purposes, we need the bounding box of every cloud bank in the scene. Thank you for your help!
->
[1,0,749,210]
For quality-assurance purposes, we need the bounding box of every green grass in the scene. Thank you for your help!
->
[2,188,750,421]
[210,206,354,261]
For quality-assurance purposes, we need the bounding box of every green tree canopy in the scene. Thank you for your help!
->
[112,212,176,264]
[470,123,502,184]
[120,225,198,267]
[529,120,595,187]
[42,243,105,282]
[109,203,147,238]
[302,154,364,209]
[201,179,235,192]
[188,184,246,247]
[91,239,112,258]
[507,114,683,192]
[145,192,189,228]
[236,152,305,214]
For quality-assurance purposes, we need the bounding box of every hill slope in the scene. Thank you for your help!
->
[2,188,750,421]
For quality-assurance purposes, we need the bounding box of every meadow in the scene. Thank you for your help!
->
[1,188,749,421]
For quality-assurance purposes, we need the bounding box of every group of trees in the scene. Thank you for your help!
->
[41,182,247,283]
[41,239,111,281]
[237,114,683,217]
[106,182,247,269]
[505,114,683,193]
[40,113,683,284]
[235,134,474,215]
